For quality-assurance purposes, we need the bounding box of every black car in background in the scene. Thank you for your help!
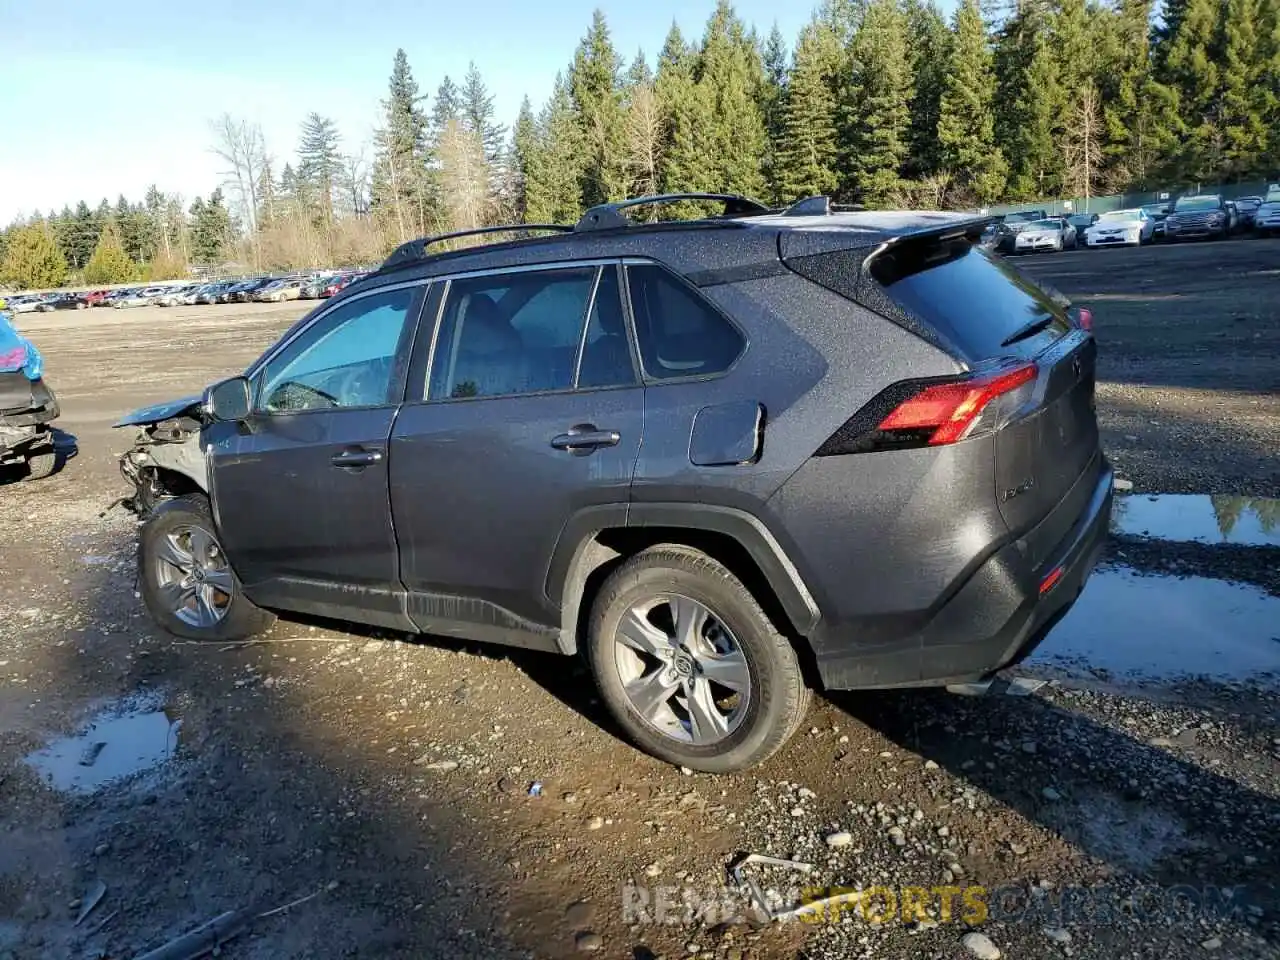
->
[37,293,90,312]
[1140,203,1173,241]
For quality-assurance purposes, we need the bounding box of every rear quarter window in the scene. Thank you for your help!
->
[868,241,1071,361]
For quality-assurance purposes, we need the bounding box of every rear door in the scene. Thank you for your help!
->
[389,263,643,649]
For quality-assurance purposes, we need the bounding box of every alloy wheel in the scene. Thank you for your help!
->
[612,594,752,745]
[152,524,235,628]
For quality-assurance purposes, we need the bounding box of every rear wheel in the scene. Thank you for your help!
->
[586,545,809,773]
[24,445,58,480]
[139,493,275,641]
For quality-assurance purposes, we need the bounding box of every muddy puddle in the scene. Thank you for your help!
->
[25,693,181,794]
[1032,567,1280,682]
[1113,494,1280,546]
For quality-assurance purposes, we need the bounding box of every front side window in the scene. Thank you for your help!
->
[430,266,633,400]
[626,264,745,380]
[258,286,416,413]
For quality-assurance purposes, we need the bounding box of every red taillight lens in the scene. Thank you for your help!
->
[877,364,1038,446]
[1075,307,1093,331]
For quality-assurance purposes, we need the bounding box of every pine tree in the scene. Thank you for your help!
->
[1262,0,1280,165]
[431,76,462,138]
[698,1,769,200]
[511,97,539,220]
[523,75,585,224]
[903,0,952,179]
[845,0,913,204]
[1220,0,1270,177]
[656,22,717,205]
[570,10,628,206]
[778,22,841,200]
[372,49,431,241]
[761,24,790,204]
[937,0,1008,203]
[298,113,343,223]
[1051,0,1094,94]
[461,61,507,164]
[189,189,231,264]
[0,224,67,289]
[84,221,136,283]
[995,1,1065,199]
[1159,0,1222,179]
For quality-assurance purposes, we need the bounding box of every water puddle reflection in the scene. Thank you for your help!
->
[1113,494,1280,547]
[1033,568,1280,682]
[25,694,181,794]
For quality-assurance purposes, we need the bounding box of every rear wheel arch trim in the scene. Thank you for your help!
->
[546,502,822,654]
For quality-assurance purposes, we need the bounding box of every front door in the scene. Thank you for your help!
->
[208,283,425,627]
[389,264,643,649]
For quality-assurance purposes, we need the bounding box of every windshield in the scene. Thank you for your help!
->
[1100,210,1141,221]
[1175,196,1221,211]
[1006,212,1041,222]
[1028,220,1059,229]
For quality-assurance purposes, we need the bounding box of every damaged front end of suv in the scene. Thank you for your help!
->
[1,309,62,480]
[115,395,207,516]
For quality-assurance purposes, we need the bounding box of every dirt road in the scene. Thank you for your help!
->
[1,241,1278,960]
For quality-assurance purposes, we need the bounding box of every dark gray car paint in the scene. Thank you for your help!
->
[117,211,1108,693]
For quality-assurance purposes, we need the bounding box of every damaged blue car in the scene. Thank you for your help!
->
[0,306,61,479]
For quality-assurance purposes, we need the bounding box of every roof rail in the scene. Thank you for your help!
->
[380,223,574,271]
[780,195,867,216]
[575,193,771,232]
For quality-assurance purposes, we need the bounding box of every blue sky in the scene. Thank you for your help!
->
[0,0,841,223]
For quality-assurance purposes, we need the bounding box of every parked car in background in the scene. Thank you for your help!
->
[1224,201,1243,234]
[229,278,274,302]
[1141,202,1173,241]
[323,272,365,297]
[1013,217,1077,252]
[155,286,196,307]
[1232,197,1262,227]
[1066,213,1098,238]
[0,308,61,480]
[83,289,111,307]
[1165,195,1232,241]
[38,293,90,311]
[299,276,329,299]
[1254,197,1280,236]
[253,278,306,302]
[8,296,46,314]
[993,210,1050,252]
[114,194,1111,772]
[114,287,165,308]
[1084,208,1154,247]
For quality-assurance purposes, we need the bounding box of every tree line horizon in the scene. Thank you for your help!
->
[3,0,1277,290]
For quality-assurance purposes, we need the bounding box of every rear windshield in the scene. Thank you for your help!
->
[869,240,1071,361]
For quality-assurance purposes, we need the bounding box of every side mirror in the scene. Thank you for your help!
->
[204,376,251,422]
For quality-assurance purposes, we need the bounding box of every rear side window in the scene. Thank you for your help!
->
[869,241,1070,361]
[626,264,744,380]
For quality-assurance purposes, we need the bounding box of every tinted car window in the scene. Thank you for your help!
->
[871,241,1071,361]
[626,264,744,380]
[258,287,416,412]
[429,267,596,400]
[577,268,636,389]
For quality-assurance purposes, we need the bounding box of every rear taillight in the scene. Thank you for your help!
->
[817,362,1039,456]
[1074,307,1092,331]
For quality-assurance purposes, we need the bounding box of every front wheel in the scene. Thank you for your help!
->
[586,545,810,773]
[139,493,276,641]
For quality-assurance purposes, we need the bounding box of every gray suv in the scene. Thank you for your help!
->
[116,193,1112,772]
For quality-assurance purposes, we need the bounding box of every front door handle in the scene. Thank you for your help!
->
[550,426,621,454]
[331,448,383,468]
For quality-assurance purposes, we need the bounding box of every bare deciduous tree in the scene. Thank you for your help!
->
[437,119,492,235]
[624,82,662,202]
[209,114,266,264]
[342,149,371,217]
[1061,83,1103,209]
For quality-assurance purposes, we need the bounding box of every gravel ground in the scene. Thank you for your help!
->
[1,241,1278,960]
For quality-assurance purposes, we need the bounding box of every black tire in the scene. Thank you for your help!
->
[139,493,275,642]
[24,446,58,480]
[586,545,810,773]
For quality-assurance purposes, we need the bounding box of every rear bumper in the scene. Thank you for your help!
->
[815,460,1113,690]
[0,378,60,457]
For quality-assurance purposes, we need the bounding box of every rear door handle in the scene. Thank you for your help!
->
[550,428,621,452]
[331,448,383,468]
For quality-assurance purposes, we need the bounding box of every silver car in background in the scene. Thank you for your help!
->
[1013,217,1077,253]
[1084,209,1154,247]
